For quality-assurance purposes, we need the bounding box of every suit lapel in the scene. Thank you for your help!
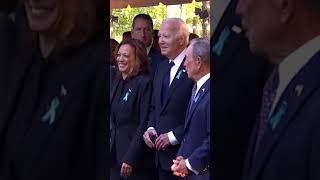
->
[252,52,320,178]
[184,80,210,129]
[161,58,187,111]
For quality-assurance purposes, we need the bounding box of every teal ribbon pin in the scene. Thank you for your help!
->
[122,89,132,102]
[212,26,231,56]
[176,70,183,79]
[42,97,60,125]
[270,101,288,129]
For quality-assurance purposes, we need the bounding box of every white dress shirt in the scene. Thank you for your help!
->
[169,49,186,85]
[146,40,153,55]
[195,73,211,96]
[167,49,187,145]
[270,35,320,116]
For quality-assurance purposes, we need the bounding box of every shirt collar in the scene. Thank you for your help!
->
[196,73,210,94]
[271,35,320,114]
[146,40,153,54]
[169,49,186,68]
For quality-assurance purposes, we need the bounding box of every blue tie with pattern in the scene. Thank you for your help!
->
[254,65,279,157]
[161,61,175,104]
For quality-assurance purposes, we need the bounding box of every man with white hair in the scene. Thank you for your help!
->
[143,18,194,180]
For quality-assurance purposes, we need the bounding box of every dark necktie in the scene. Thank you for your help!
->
[161,61,175,104]
[254,65,279,156]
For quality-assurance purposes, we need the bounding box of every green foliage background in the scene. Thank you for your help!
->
[111,1,203,42]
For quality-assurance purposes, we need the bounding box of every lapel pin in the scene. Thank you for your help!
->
[231,25,242,34]
[202,88,205,92]
[176,70,183,79]
[42,97,60,125]
[61,85,67,96]
[123,88,132,102]
[295,84,304,97]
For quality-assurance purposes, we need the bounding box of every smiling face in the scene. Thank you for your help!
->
[24,0,60,33]
[158,20,183,59]
[116,44,135,77]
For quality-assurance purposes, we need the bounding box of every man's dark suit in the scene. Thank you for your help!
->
[242,51,320,180]
[110,73,153,180]
[177,79,210,180]
[147,58,194,179]
[211,0,269,180]
[148,47,167,78]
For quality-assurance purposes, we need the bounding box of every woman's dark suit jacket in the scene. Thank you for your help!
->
[110,72,152,168]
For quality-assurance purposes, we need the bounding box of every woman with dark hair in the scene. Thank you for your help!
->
[110,38,119,66]
[110,39,153,180]
[0,0,107,180]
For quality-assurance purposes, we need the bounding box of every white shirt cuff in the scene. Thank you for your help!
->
[186,159,199,175]
[168,131,179,145]
[147,127,155,131]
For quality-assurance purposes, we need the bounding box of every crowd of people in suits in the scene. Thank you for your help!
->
[109,14,210,180]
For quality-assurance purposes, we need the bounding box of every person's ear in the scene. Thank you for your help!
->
[276,0,296,23]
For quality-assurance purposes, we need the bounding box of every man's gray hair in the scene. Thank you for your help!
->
[162,18,190,46]
[190,38,210,65]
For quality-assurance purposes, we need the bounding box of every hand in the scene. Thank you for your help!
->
[120,162,133,177]
[172,156,184,168]
[143,129,157,148]
[171,156,189,177]
[155,133,170,150]
[171,156,183,172]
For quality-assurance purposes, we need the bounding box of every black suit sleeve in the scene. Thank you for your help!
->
[172,126,184,143]
[147,67,159,129]
[83,40,108,180]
